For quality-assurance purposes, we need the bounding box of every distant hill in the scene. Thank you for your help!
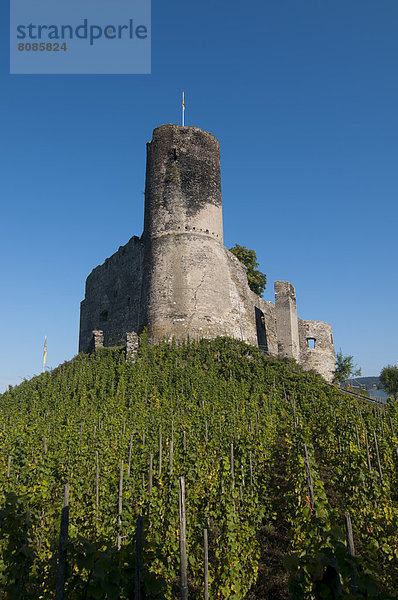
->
[342,376,389,401]
[355,376,384,388]
[343,376,382,388]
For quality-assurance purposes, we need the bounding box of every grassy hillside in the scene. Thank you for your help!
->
[0,337,397,599]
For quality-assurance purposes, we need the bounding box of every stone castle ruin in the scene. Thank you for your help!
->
[79,124,336,381]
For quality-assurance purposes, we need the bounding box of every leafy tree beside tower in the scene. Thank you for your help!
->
[229,244,267,297]
[333,351,361,385]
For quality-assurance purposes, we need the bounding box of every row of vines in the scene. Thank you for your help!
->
[0,336,397,598]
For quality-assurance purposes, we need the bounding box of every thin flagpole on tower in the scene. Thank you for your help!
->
[182,91,185,126]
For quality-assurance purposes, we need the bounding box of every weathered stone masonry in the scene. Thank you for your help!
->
[79,124,336,382]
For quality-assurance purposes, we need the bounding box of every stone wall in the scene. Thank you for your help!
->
[274,281,300,361]
[224,250,278,354]
[126,331,140,361]
[253,296,279,356]
[79,236,144,353]
[298,319,336,382]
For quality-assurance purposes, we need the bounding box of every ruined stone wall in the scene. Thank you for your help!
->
[79,236,144,352]
[298,319,336,382]
[223,250,258,346]
[78,123,336,383]
[253,296,279,356]
[274,281,300,361]
[224,251,278,354]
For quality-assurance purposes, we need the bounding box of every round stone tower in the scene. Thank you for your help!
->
[143,124,223,242]
[141,124,252,343]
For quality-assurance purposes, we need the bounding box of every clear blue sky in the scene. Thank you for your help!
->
[1,0,397,391]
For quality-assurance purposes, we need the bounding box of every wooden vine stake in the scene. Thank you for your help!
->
[219,458,224,496]
[169,440,173,471]
[230,443,235,490]
[149,453,153,495]
[158,427,162,477]
[355,424,361,450]
[128,434,134,476]
[291,394,296,422]
[373,432,383,482]
[336,423,342,453]
[95,451,99,517]
[55,484,70,600]
[344,510,357,592]
[6,456,11,478]
[203,528,209,600]
[135,515,143,600]
[344,511,355,556]
[117,460,124,550]
[179,477,188,600]
[303,444,315,506]
[364,430,372,473]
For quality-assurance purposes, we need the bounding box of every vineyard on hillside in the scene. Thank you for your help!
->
[0,337,397,599]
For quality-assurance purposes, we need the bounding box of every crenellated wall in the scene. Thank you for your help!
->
[79,124,336,382]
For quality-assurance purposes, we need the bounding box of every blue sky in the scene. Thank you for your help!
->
[1,0,397,391]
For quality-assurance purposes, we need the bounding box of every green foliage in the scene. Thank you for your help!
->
[229,244,267,296]
[0,338,397,599]
[380,365,398,400]
[0,493,36,599]
[334,351,361,384]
